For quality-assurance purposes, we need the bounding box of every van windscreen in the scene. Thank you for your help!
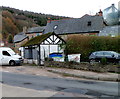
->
[8,50,16,55]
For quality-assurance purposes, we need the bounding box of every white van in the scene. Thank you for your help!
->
[0,47,23,66]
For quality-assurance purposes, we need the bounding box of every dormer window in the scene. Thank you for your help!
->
[53,25,58,30]
[87,21,91,26]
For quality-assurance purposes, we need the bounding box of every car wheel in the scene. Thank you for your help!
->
[9,61,16,66]
[90,59,96,64]
[118,61,120,65]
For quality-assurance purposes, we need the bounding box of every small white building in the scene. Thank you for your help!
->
[0,41,4,47]
[22,32,66,65]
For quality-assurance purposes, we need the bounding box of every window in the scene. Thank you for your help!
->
[2,51,11,56]
[28,49,33,59]
[87,21,91,26]
[96,52,103,56]
[36,33,39,36]
[104,52,113,56]
[53,25,58,30]
[24,49,33,59]
[32,36,34,38]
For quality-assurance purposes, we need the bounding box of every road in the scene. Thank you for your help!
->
[1,71,119,98]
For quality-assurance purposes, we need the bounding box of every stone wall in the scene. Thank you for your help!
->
[44,61,120,73]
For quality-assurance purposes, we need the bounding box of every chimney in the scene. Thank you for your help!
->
[111,4,117,12]
[23,26,27,33]
[112,4,115,7]
[98,9,103,16]
[47,18,52,23]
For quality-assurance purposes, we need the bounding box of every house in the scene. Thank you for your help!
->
[21,32,66,65]
[14,26,45,49]
[26,26,45,39]
[102,4,119,26]
[44,14,106,40]
[99,25,120,37]
[99,4,120,37]
[14,32,28,48]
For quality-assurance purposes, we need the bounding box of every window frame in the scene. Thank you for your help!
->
[87,21,92,26]
[2,51,11,56]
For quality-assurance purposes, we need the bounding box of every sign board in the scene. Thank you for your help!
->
[49,53,64,62]
[68,54,81,63]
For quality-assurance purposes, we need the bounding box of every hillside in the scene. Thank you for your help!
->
[0,33,2,40]
[1,6,69,41]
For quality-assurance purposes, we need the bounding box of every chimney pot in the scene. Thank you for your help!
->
[112,4,115,6]
[98,9,103,16]
[23,26,27,33]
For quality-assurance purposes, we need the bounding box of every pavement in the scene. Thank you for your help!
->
[2,84,57,97]
[46,67,119,82]
[1,65,119,82]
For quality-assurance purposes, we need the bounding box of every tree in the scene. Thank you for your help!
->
[36,17,47,26]
[7,34,13,43]
[2,11,15,23]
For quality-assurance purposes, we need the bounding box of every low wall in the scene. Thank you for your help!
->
[44,61,120,73]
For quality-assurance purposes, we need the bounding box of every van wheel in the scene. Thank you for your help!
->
[118,61,120,65]
[90,59,96,64]
[9,61,15,66]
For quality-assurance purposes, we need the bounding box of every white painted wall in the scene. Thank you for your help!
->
[40,44,64,64]
[19,47,24,58]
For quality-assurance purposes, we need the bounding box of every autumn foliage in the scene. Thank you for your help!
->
[2,11,19,39]
[1,6,69,42]
[2,10,38,40]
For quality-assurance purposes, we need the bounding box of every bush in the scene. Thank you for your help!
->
[7,34,13,43]
[69,61,79,65]
[100,58,107,65]
[45,57,53,61]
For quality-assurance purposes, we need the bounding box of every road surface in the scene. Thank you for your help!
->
[1,71,119,98]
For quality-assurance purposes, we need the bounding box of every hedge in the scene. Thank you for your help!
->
[65,35,120,61]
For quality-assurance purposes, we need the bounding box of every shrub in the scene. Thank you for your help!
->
[45,57,53,61]
[7,34,13,43]
[100,58,107,65]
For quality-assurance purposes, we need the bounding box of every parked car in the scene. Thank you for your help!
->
[89,51,120,64]
[0,47,23,66]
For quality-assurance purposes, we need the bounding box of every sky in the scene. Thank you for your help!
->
[1,0,119,18]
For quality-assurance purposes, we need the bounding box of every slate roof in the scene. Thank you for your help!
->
[99,25,120,36]
[22,32,53,47]
[14,26,45,43]
[14,32,28,43]
[44,15,105,35]
[27,26,45,33]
